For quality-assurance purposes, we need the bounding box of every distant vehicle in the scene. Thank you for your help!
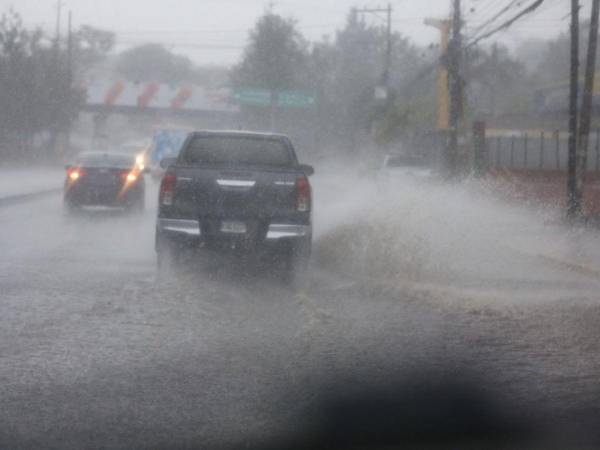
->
[379,153,433,183]
[148,128,190,179]
[118,140,152,172]
[155,130,314,279]
[119,140,151,156]
[64,152,146,213]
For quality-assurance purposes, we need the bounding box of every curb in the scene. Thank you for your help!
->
[506,245,600,280]
[0,188,61,208]
[534,253,600,279]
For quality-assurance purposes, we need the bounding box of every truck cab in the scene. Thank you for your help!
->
[155,130,314,278]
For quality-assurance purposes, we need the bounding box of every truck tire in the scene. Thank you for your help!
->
[64,200,80,216]
[281,244,310,288]
[156,237,180,276]
[129,196,145,215]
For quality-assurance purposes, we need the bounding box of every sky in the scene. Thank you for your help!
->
[0,0,588,66]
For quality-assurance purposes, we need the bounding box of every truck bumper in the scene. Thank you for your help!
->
[157,218,201,236]
[156,218,311,249]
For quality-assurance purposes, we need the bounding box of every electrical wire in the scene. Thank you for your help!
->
[466,0,546,48]
[470,0,520,38]
[472,0,505,20]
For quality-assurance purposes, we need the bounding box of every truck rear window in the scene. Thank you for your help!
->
[183,136,292,167]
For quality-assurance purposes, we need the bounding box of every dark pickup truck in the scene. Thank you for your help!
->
[155,130,314,277]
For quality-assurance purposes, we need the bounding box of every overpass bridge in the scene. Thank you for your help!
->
[81,80,241,142]
[82,80,240,119]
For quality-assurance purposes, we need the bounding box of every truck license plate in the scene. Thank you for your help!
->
[220,221,247,234]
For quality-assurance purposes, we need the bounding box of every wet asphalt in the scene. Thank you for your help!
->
[2,179,600,449]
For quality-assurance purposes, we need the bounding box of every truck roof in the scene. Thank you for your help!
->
[190,130,290,140]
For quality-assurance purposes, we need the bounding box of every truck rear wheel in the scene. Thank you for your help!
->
[156,237,180,275]
[280,243,310,287]
[129,196,145,215]
[64,199,80,216]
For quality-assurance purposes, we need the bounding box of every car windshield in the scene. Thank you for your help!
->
[2,1,598,449]
[183,136,292,167]
[76,153,136,168]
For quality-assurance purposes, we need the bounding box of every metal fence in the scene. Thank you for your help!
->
[486,130,600,172]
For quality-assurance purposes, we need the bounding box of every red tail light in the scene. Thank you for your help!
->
[296,177,311,212]
[67,168,86,181]
[159,172,177,206]
[121,169,138,183]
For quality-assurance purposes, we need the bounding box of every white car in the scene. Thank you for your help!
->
[379,153,433,181]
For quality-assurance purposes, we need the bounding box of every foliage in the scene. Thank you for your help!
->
[116,43,196,83]
[73,25,115,73]
[0,8,83,160]
[516,20,600,86]
[308,11,433,149]
[194,66,231,88]
[231,12,309,91]
[467,44,533,117]
[372,96,437,146]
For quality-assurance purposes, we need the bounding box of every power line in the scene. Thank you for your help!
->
[470,0,504,20]
[466,0,546,47]
[470,0,520,38]
[535,0,568,15]
[114,40,245,50]
[355,5,393,92]
[471,0,514,17]
[525,0,567,22]
[113,22,342,36]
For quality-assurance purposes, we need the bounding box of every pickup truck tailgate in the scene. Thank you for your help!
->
[172,167,299,221]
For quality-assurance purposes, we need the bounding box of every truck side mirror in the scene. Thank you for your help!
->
[298,164,314,176]
[160,157,177,169]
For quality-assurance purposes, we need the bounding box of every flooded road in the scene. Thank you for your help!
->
[1,172,600,448]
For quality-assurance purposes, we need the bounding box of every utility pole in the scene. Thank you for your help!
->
[356,5,393,103]
[490,43,499,117]
[55,1,63,49]
[52,0,64,161]
[67,11,73,87]
[448,0,463,177]
[567,0,580,220]
[66,10,73,156]
[383,3,392,89]
[424,18,452,130]
[576,0,600,215]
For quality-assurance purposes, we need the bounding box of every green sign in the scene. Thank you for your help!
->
[232,88,271,107]
[277,91,316,108]
[233,88,316,109]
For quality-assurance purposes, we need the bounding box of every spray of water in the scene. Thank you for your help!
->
[311,164,599,304]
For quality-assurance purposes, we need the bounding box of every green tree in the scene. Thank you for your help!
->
[308,11,431,150]
[372,96,436,146]
[0,8,83,160]
[468,44,532,116]
[73,25,115,74]
[231,12,309,91]
[116,43,195,83]
[194,66,231,88]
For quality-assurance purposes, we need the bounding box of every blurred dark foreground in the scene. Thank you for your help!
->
[6,369,590,450]
[250,371,600,450]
